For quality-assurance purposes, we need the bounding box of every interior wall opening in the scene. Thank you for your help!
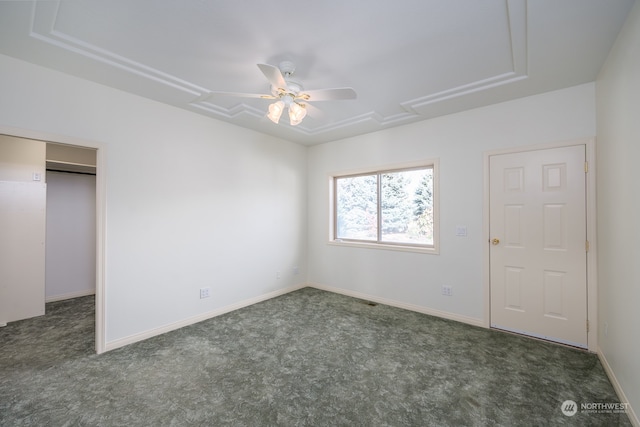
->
[0,130,104,353]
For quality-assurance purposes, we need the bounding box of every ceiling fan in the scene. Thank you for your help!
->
[209,61,357,126]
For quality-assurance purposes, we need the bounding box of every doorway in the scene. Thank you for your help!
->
[45,144,97,302]
[486,141,595,349]
[0,127,105,353]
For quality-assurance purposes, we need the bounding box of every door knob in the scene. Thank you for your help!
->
[492,238,500,245]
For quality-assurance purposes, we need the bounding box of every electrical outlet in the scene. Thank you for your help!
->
[200,287,211,299]
[604,322,608,337]
[276,271,281,280]
[441,285,453,296]
[293,266,299,275]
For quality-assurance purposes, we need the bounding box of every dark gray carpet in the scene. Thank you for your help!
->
[0,287,631,426]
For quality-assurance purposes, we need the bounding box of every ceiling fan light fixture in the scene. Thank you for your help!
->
[231,62,355,127]
[288,102,306,126]
[267,100,285,124]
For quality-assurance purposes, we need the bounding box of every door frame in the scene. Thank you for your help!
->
[483,138,597,352]
[0,124,107,354]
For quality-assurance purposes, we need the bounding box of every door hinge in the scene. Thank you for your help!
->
[586,320,590,332]
[584,161,589,173]
[585,240,590,252]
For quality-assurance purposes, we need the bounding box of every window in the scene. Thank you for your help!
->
[332,163,438,252]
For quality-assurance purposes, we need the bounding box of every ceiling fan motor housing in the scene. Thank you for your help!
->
[279,61,296,77]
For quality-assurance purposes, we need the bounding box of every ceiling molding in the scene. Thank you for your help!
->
[27,0,527,138]
[29,1,204,96]
[1,0,628,145]
[189,95,266,120]
[401,0,528,115]
[191,92,419,136]
[30,0,400,139]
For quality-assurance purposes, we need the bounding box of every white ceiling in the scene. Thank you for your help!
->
[0,0,634,145]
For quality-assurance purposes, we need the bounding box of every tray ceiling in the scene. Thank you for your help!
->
[0,0,634,145]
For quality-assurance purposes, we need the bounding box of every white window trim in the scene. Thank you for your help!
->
[328,158,440,255]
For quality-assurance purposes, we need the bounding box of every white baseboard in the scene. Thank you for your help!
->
[46,289,96,303]
[104,283,307,353]
[308,282,485,328]
[597,347,639,427]
[103,283,483,353]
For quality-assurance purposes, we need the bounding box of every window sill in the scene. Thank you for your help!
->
[328,239,439,255]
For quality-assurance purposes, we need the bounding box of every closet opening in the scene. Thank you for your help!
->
[0,131,104,354]
[45,143,97,303]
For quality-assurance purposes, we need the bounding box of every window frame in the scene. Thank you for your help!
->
[329,160,439,255]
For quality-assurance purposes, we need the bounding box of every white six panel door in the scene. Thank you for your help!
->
[489,145,587,348]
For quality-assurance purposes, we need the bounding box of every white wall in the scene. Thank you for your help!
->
[0,53,307,348]
[45,171,96,302]
[307,83,596,323]
[596,0,640,423]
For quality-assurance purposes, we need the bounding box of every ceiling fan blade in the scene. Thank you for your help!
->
[298,87,357,102]
[207,91,275,99]
[302,102,325,120]
[257,64,288,91]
